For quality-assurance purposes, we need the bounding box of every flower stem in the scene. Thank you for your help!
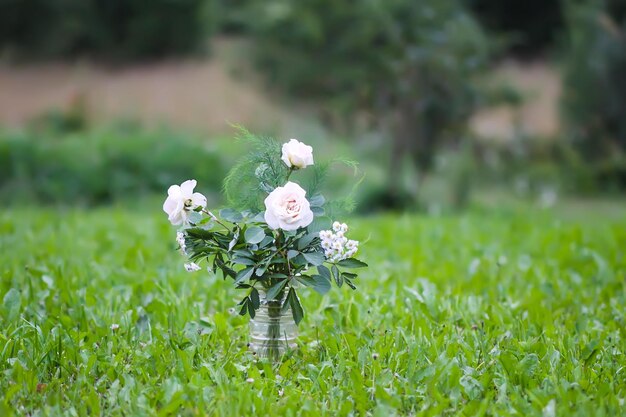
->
[285,166,296,182]
[201,209,230,230]
[264,297,283,361]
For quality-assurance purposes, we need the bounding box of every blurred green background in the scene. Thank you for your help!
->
[0,0,624,210]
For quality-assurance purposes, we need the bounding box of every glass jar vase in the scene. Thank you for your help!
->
[249,289,297,360]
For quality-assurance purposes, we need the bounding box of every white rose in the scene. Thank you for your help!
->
[264,181,314,231]
[163,179,207,226]
[281,139,314,169]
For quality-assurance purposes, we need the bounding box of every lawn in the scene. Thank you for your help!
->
[1,204,625,416]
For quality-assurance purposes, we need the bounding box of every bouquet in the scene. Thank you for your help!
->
[162,131,367,358]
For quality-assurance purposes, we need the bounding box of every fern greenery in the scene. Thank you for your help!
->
[223,127,361,217]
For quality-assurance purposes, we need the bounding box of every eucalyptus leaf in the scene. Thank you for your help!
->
[244,226,266,244]
[187,211,203,225]
[309,194,325,207]
[220,208,244,223]
[252,211,266,222]
[311,206,325,216]
[259,236,274,248]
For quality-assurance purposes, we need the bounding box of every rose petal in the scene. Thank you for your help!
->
[167,185,181,197]
[191,192,207,208]
[180,179,197,197]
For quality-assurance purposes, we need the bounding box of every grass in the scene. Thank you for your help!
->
[1,203,625,416]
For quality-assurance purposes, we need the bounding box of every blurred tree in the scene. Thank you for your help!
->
[0,0,214,59]
[465,0,563,55]
[562,0,626,191]
[250,0,491,205]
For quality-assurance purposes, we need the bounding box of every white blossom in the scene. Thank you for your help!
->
[319,222,359,261]
[281,139,314,169]
[264,181,314,231]
[184,262,201,272]
[163,179,207,226]
[176,231,187,253]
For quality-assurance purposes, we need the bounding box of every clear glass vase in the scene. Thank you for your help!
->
[249,289,298,360]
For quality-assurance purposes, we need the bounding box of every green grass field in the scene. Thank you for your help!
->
[1,204,625,416]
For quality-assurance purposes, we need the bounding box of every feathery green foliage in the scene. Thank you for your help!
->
[222,128,361,216]
[223,128,289,212]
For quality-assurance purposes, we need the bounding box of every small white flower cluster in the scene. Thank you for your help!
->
[319,221,359,262]
[184,262,201,272]
[176,231,187,254]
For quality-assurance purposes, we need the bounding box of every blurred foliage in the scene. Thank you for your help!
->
[0,0,214,59]
[561,0,626,191]
[0,124,225,205]
[248,0,491,206]
[465,0,563,54]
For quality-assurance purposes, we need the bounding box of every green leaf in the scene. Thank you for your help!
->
[287,250,300,260]
[244,226,265,244]
[337,258,368,269]
[309,194,325,207]
[297,275,331,295]
[252,211,266,222]
[239,298,249,316]
[186,227,213,239]
[287,288,304,325]
[232,249,253,258]
[187,211,203,225]
[232,257,256,266]
[266,279,288,301]
[259,235,274,248]
[303,252,325,266]
[228,236,239,252]
[311,206,325,216]
[235,267,254,284]
[583,340,600,365]
[332,265,342,287]
[344,280,356,290]
[249,288,260,310]
[220,208,243,223]
[307,216,332,234]
[342,271,358,289]
[297,233,318,250]
[317,265,331,281]
[3,288,21,322]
